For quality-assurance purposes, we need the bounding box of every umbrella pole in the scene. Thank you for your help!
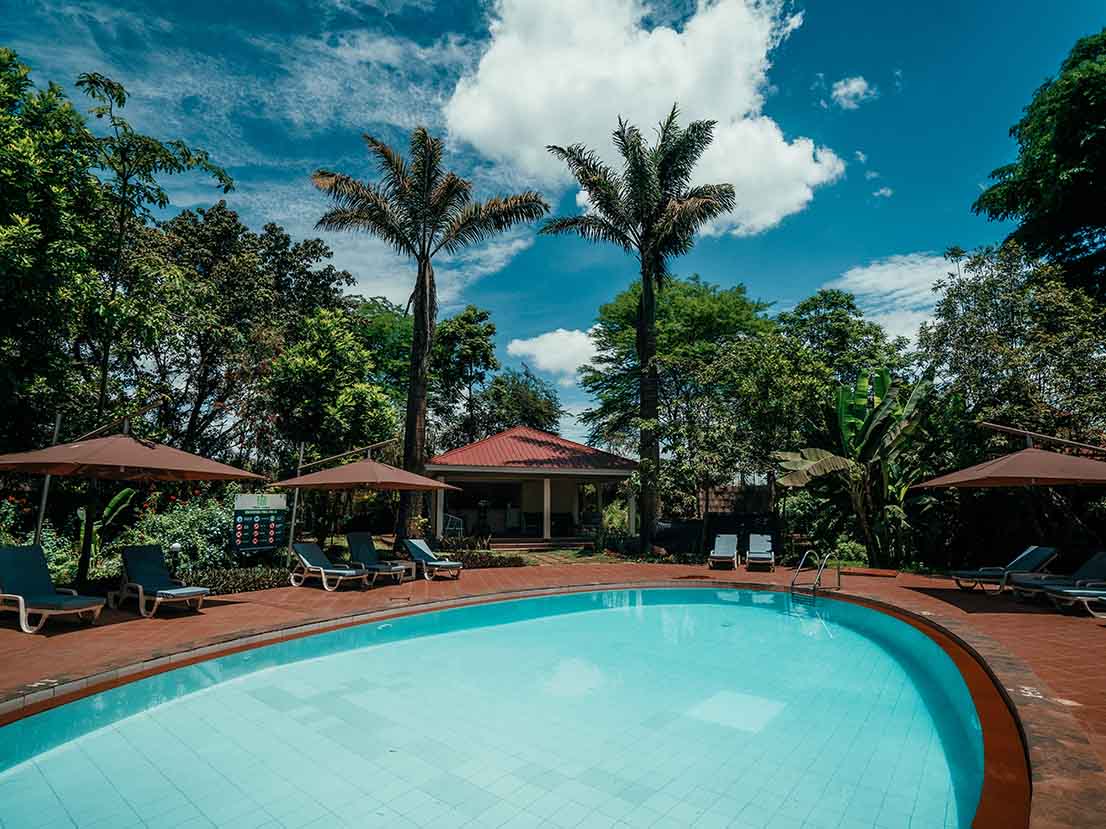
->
[33,413,62,546]
[286,442,304,565]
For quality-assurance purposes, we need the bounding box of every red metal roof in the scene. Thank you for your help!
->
[427,427,637,471]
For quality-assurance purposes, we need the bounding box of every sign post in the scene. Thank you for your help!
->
[233,493,288,553]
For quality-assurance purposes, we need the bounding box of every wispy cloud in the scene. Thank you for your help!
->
[825,253,948,340]
[872,186,893,198]
[831,75,878,110]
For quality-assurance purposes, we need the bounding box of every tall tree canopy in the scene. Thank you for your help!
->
[313,128,548,534]
[543,106,735,553]
[776,290,909,385]
[972,28,1106,294]
[0,49,101,451]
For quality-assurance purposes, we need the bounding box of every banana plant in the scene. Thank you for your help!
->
[775,370,931,567]
[76,487,136,560]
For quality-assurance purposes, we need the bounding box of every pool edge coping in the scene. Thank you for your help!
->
[1,578,1098,828]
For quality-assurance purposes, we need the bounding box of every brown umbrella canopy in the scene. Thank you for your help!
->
[0,434,265,482]
[270,457,459,491]
[914,447,1106,489]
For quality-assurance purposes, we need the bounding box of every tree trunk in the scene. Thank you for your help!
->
[637,267,660,556]
[397,257,437,539]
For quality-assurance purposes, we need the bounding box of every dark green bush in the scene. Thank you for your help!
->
[179,565,289,596]
[445,549,528,569]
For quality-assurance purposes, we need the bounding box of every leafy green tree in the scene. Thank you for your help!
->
[972,28,1106,294]
[776,370,931,567]
[776,290,909,385]
[543,106,736,554]
[917,242,1106,441]
[580,275,770,452]
[353,297,416,398]
[74,72,233,423]
[0,49,101,451]
[137,202,354,459]
[267,308,398,456]
[430,305,499,448]
[470,367,564,439]
[313,128,548,534]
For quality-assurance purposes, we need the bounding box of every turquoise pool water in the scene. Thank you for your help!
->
[0,589,983,828]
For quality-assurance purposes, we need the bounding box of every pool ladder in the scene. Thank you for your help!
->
[789,549,841,599]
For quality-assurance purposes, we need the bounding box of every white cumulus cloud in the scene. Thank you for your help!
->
[831,76,878,110]
[872,186,893,198]
[507,328,598,387]
[824,253,949,340]
[445,0,844,237]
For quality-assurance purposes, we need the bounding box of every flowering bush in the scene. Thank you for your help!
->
[108,491,237,571]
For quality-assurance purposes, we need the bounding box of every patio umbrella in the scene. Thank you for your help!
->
[269,457,458,491]
[0,434,266,482]
[914,447,1106,489]
[270,457,458,557]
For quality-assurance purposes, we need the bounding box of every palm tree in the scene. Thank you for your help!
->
[542,105,735,555]
[313,129,548,534]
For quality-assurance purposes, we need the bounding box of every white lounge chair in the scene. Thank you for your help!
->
[108,545,209,617]
[1043,584,1106,618]
[1008,550,1106,599]
[949,545,1057,594]
[291,543,369,591]
[708,534,739,569]
[0,544,104,634]
[746,534,776,571]
[403,539,463,580]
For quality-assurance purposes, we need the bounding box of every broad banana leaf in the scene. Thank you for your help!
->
[777,452,854,487]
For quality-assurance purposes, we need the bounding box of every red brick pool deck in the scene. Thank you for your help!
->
[1,563,1104,828]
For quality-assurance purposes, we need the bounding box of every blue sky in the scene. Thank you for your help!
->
[4,0,1103,439]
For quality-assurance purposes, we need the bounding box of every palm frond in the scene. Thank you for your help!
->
[434,192,549,256]
[654,185,736,253]
[409,127,444,201]
[312,169,416,257]
[361,133,412,197]
[657,119,717,196]
[546,144,629,230]
[613,117,659,224]
[539,215,634,251]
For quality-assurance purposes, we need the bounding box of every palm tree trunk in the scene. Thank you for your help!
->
[637,267,660,556]
[397,257,437,539]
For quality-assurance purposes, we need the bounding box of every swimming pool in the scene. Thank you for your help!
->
[0,589,983,828]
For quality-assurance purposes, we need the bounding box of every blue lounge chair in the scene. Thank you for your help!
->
[1042,585,1106,619]
[746,534,776,571]
[346,533,407,584]
[949,545,1057,594]
[708,534,738,569]
[0,544,105,634]
[291,543,369,591]
[109,545,209,617]
[403,539,462,580]
[1009,550,1106,599]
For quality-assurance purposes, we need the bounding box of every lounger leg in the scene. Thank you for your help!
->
[194,595,205,611]
[1085,599,1106,619]
[322,571,338,591]
[290,566,306,587]
[18,602,49,634]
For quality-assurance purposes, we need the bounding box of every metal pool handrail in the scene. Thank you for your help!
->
[790,549,841,597]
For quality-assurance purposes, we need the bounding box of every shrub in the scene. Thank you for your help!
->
[180,565,289,596]
[832,536,868,566]
[446,549,528,569]
[109,492,236,571]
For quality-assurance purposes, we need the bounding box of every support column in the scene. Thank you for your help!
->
[542,477,551,540]
[628,493,637,536]
[571,481,580,527]
[435,480,445,537]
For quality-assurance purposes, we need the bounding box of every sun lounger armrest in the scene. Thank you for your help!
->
[55,587,78,596]
[0,593,26,606]
[976,567,1005,574]
[1076,579,1106,588]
